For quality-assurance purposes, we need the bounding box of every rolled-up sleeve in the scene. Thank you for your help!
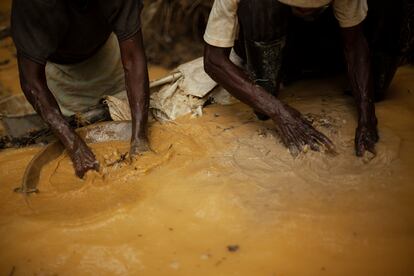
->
[203,0,240,48]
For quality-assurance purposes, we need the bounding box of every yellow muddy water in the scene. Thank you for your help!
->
[1,1,414,274]
[0,67,413,275]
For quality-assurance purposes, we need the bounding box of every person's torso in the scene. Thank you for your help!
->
[48,0,112,64]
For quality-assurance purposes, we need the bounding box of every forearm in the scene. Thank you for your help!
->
[17,56,79,151]
[204,45,335,154]
[22,83,78,148]
[119,31,150,142]
[124,60,149,141]
[18,55,98,177]
[342,26,375,124]
[204,45,284,119]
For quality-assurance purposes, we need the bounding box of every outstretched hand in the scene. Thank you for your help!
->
[273,104,336,156]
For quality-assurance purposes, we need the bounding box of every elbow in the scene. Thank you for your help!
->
[122,58,135,75]
[20,78,40,100]
[122,53,147,79]
[203,49,215,78]
[203,45,225,79]
[204,61,214,79]
[121,47,141,73]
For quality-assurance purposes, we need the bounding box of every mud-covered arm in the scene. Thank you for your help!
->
[341,24,379,156]
[204,45,284,118]
[118,30,150,157]
[204,44,334,154]
[17,55,99,178]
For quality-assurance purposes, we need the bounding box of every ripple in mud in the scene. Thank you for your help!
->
[3,141,174,222]
[230,123,401,192]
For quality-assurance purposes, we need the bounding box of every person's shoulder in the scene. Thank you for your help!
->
[11,0,67,65]
[213,0,240,3]
[213,0,240,7]
[333,0,367,7]
[12,0,66,26]
[98,0,142,10]
[210,0,240,13]
[12,0,63,15]
[13,0,60,8]
[332,0,368,28]
[97,0,143,41]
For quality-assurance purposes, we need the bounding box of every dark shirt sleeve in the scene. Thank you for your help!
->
[11,0,68,65]
[102,0,143,41]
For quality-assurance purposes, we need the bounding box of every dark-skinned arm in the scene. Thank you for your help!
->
[17,55,99,178]
[118,30,150,158]
[341,24,379,156]
[204,44,334,154]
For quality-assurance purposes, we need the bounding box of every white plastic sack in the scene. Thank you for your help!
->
[106,56,239,122]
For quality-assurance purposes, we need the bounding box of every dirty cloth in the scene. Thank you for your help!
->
[106,55,239,122]
[45,33,125,116]
[47,34,238,120]
[4,51,237,130]
[204,0,367,48]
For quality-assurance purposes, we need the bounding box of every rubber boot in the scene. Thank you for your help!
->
[244,37,286,120]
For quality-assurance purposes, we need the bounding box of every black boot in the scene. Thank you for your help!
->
[244,37,286,120]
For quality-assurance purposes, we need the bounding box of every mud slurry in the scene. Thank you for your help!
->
[0,68,414,275]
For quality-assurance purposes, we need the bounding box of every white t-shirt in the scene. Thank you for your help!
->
[204,0,368,48]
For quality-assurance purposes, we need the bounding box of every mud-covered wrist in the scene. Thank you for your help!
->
[358,99,376,125]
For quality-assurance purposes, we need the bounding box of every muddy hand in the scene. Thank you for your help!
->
[69,136,99,178]
[273,104,335,155]
[129,138,151,160]
[355,122,379,157]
